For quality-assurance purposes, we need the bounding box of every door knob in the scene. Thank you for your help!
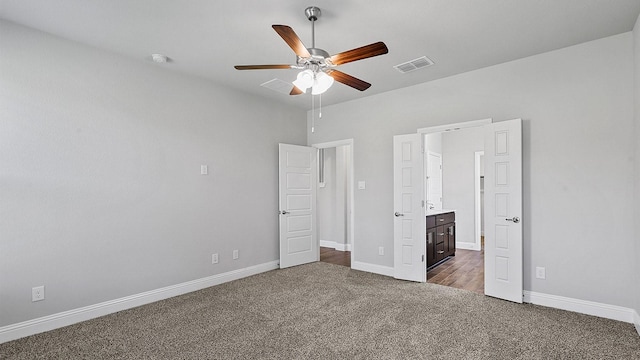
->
[280,210,289,215]
[505,216,520,223]
[394,212,404,217]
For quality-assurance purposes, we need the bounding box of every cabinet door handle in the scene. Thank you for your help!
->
[439,218,444,222]
[438,233,445,236]
[437,250,445,254]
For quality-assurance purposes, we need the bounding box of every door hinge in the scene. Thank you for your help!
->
[421,200,425,208]
[422,254,425,262]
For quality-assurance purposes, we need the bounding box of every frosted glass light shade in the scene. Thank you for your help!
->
[311,72,334,95]
[292,69,314,91]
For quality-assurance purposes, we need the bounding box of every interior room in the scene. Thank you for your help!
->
[1,0,640,357]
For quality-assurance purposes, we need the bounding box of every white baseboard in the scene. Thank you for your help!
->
[634,309,640,336]
[523,291,636,324]
[351,261,394,277]
[456,242,481,251]
[0,261,279,344]
[319,240,352,252]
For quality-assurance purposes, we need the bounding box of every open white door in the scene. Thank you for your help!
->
[393,134,426,282]
[484,119,523,303]
[426,151,443,211]
[279,144,318,269]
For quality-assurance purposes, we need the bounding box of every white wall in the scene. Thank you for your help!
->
[318,148,337,244]
[0,21,306,327]
[307,33,635,308]
[441,126,484,247]
[335,145,349,248]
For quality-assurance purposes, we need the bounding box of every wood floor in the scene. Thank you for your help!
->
[427,248,484,294]
[320,244,484,294]
[320,247,351,267]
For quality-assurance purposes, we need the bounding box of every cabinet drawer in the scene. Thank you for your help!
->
[436,212,455,225]
[435,242,446,260]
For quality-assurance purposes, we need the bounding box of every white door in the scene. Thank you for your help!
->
[426,151,443,211]
[484,119,523,303]
[279,144,318,268]
[393,134,426,282]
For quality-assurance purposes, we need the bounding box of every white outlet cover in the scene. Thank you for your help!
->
[535,267,546,279]
[212,253,219,264]
[358,181,366,190]
[233,250,239,260]
[32,286,45,302]
[200,165,208,175]
[378,246,384,256]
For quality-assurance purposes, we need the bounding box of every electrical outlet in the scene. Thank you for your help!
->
[378,247,384,256]
[200,165,208,175]
[536,266,546,280]
[212,253,219,264]
[32,286,45,302]
[232,250,239,260]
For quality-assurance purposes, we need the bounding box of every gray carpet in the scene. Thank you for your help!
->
[1,262,639,359]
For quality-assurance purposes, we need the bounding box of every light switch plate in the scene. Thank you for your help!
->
[358,181,366,190]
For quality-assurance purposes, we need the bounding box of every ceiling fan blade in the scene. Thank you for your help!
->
[234,65,294,70]
[329,42,388,66]
[327,70,371,91]
[290,86,304,95]
[272,25,311,58]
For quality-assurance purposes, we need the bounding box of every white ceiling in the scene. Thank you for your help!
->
[1,0,639,110]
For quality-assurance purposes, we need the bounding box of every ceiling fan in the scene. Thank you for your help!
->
[234,6,388,96]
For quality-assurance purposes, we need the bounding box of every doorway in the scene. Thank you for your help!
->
[422,126,485,293]
[313,139,354,268]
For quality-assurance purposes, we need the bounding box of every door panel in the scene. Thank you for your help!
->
[393,134,426,282]
[484,119,523,303]
[426,151,443,210]
[279,144,318,269]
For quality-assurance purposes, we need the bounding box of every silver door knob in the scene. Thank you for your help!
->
[505,216,520,223]
[280,210,289,215]
[394,212,404,217]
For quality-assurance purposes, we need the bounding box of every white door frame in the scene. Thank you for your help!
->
[311,139,355,267]
[474,151,484,252]
[417,118,493,135]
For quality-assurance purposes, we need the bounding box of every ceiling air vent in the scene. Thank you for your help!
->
[394,56,434,74]
[260,78,294,95]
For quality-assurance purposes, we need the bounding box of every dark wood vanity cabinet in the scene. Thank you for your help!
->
[426,212,455,269]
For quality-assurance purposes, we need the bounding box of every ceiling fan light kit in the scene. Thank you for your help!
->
[234,6,389,96]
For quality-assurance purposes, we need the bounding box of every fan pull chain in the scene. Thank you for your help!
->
[311,94,315,133]
[319,94,322,118]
